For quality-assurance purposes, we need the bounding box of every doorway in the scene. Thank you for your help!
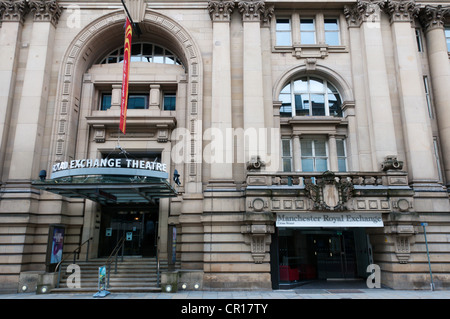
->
[274,228,370,288]
[99,206,158,257]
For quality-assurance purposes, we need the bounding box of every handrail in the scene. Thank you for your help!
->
[56,237,93,288]
[105,234,126,289]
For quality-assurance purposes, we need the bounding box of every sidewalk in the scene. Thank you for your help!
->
[1,287,450,299]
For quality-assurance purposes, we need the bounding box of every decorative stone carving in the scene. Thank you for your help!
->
[381,155,404,171]
[304,171,354,211]
[395,236,411,264]
[207,0,235,22]
[0,0,28,23]
[344,0,386,27]
[93,125,106,143]
[237,0,273,25]
[419,5,450,32]
[246,155,265,171]
[385,0,420,24]
[28,0,62,26]
[241,212,275,264]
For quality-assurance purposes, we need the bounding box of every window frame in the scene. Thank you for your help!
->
[300,137,329,172]
[281,138,293,172]
[324,17,340,46]
[300,18,316,45]
[276,18,292,46]
[279,76,343,117]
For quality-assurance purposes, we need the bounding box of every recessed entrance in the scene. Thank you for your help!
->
[98,205,159,257]
[273,227,371,289]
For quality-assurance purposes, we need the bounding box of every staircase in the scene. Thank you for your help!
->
[52,257,171,293]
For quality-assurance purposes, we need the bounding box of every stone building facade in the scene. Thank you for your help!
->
[0,0,449,292]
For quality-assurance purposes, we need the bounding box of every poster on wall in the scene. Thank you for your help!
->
[46,225,65,272]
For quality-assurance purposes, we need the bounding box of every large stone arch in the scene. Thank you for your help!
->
[49,9,203,182]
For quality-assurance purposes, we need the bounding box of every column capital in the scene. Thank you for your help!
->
[419,5,450,32]
[208,0,235,22]
[0,0,28,24]
[385,0,420,24]
[344,0,386,27]
[28,0,62,26]
[238,0,274,25]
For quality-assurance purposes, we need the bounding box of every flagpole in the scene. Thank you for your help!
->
[120,0,142,36]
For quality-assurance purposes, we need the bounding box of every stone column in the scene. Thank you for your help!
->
[328,134,339,172]
[420,5,450,186]
[238,0,267,163]
[0,0,28,180]
[8,0,62,180]
[111,84,122,110]
[292,134,301,172]
[207,0,235,182]
[344,0,398,170]
[386,0,440,185]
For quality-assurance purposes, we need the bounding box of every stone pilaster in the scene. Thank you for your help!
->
[385,0,440,185]
[8,0,60,181]
[419,5,450,186]
[344,0,399,170]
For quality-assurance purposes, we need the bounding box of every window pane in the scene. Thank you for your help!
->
[295,94,310,116]
[325,32,340,46]
[282,140,291,157]
[128,95,148,109]
[324,19,339,31]
[300,19,315,30]
[316,158,328,171]
[338,158,347,172]
[309,78,324,92]
[336,139,346,157]
[314,140,327,156]
[300,32,315,44]
[281,83,291,94]
[131,43,141,56]
[294,78,308,92]
[311,94,325,116]
[163,94,176,111]
[279,93,292,117]
[276,19,291,31]
[143,43,153,55]
[153,56,165,63]
[283,158,292,172]
[301,158,314,172]
[101,94,112,110]
[276,32,292,46]
[154,45,164,55]
[301,140,312,156]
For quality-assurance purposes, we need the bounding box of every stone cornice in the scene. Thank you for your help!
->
[0,0,28,24]
[207,0,235,22]
[419,4,450,32]
[28,0,62,26]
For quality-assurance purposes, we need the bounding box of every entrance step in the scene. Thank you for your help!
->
[51,257,178,294]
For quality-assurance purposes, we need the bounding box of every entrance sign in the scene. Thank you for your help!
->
[51,158,168,180]
[276,212,383,228]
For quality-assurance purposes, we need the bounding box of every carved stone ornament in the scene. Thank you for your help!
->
[419,5,450,32]
[246,155,265,171]
[304,171,354,211]
[28,0,62,25]
[0,0,29,23]
[381,155,404,171]
[207,0,235,21]
[344,0,386,27]
[385,0,420,23]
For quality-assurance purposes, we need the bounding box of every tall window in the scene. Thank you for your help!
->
[163,93,176,111]
[279,76,342,117]
[300,18,316,44]
[282,139,293,172]
[445,27,450,52]
[336,138,347,172]
[423,76,433,118]
[100,42,183,66]
[301,138,328,172]
[324,18,340,46]
[276,18,292,46]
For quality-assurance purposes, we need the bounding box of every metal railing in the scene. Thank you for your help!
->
[105,234,126,289]
[56,237,93,288]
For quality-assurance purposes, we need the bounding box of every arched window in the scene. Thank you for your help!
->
[100,42,183,67]
[279,76,342,117]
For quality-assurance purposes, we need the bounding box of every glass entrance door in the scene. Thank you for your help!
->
[99,207,158,257]
[277,228,368,287]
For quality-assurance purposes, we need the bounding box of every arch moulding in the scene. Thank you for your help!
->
[49,9,203,182]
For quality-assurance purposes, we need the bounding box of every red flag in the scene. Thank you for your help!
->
[120,17,132,134]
